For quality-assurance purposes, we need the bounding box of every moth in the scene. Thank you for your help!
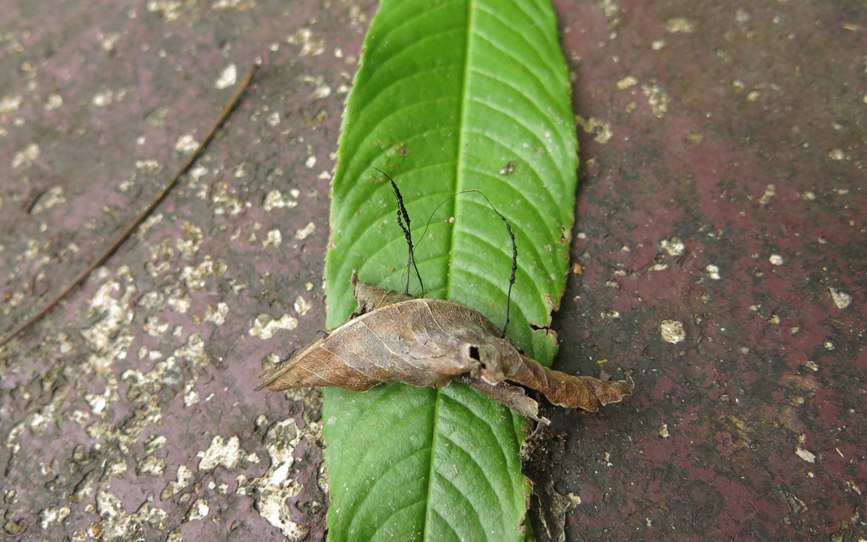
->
[258,171,633,422]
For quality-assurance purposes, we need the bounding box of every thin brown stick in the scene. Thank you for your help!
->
[0,61,260,348]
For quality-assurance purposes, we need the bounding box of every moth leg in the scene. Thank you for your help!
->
[457,375,548,425]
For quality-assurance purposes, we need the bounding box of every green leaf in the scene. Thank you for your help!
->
[322,0,577,539]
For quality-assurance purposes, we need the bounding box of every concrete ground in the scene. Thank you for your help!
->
[0,0,863,540]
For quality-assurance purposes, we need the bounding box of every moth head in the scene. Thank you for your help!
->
[464,342,507,385]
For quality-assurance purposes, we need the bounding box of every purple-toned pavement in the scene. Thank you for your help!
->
[0,1,863,541]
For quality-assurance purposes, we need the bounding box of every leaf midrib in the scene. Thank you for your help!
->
[422,0,476,538]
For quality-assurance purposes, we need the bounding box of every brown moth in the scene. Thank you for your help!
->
[257,271,633,423]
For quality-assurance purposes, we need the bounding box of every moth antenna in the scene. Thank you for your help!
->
[366,164,423,296]
[418,189,517,335]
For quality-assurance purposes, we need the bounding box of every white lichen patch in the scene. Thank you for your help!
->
[166,286,192,313]
[293,296,313,317]
[145,435,167,453]
[81,274,136,357]
[303,75,331,99]
[211,181,245,216]
[30,186,66,213]
[163,465,193,499]
[12,142,40,169]
[660,237,685,256]
[10,385,69,443]
[665,17,695,33]
[39,505,71,529]
[99,31,121,51]
[197,435,243,470]
[0,93,23,114]
[91,89,114,107]
[21,238,42,262]
[642,84,670,118]
[769,254,784,266]
[70,409,91,427]
[176,220,204,258]
[234,163,247,178]
[83,390,110,415]
[143,315,170,337]
[136,455,166,476]
[575,115,613,143]
[705,264,721,280]
[187,498,210,520]
[759,183,776,205]
[180,255,227,290]
[264,189,300,211]
[175,333,210,366]
[294,221,316,240]
[213,0,246,9]
[183,379,200,407]
[245,418,312,541]
[135,159,162,174]
[288,27,326,57]
[189,165,209,184]
[660,320,685,344]
[139,291,166,311]
[250,314,299,339]
[215,63,237,89]
[124,354,181,410]
[174,133,199,154]
[598,0,617,17]
[95,490,168,541]
[827,148,845,161]
[88,388,163,455]
[828,288,851,309]
[263,228,282,247]
[616,75,638,90]
[204,302,229,325]
[254,481,305,539]
[145,242,173,276]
